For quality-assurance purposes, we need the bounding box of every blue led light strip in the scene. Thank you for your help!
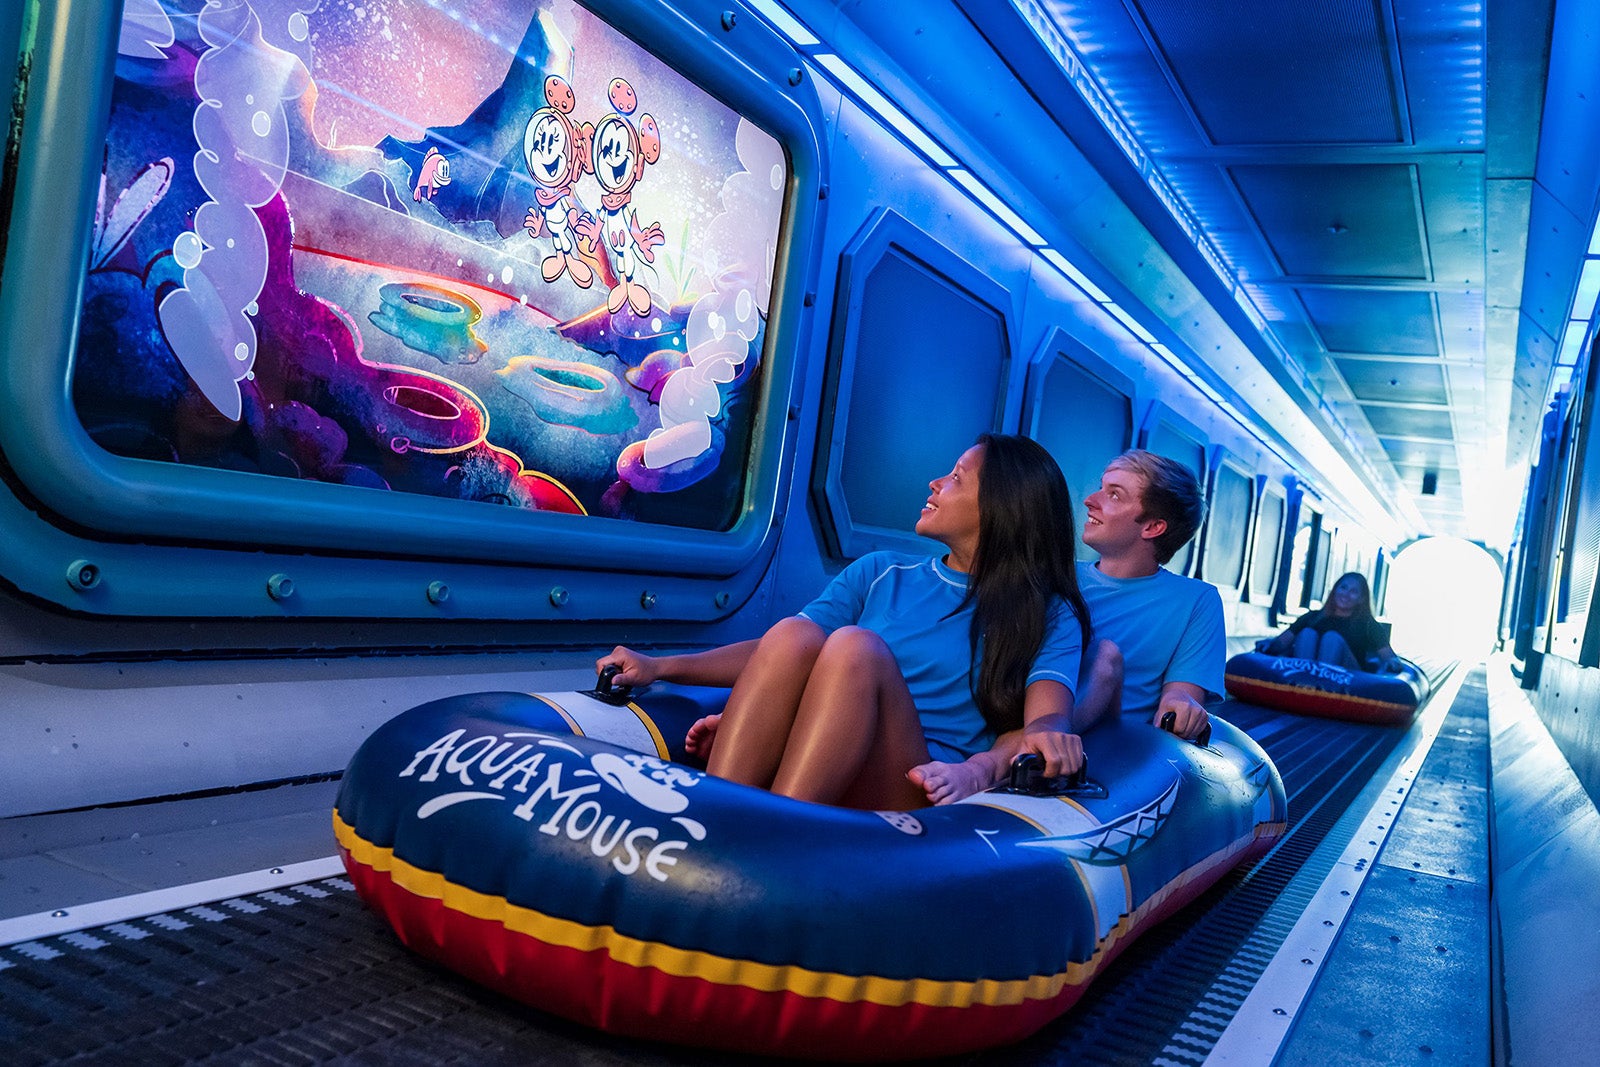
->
[1004,0,1402,499]
[741,0,1403,532]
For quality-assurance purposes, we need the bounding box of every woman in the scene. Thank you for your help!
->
[1263,571,1400,672]
[597,434,1092,810]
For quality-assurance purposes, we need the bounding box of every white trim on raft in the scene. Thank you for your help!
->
[530,691,668,757]
[964,789,1165,943]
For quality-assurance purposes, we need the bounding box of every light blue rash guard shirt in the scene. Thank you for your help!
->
[1076,561,1226,716]
[799,552,1084,761]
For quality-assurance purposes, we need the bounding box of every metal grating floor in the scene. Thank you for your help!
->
[0,707,1412,1066]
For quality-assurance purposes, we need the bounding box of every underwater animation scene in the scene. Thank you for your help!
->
[75,0,786,531]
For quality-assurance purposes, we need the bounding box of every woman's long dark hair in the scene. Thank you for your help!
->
[957,433,1091,734]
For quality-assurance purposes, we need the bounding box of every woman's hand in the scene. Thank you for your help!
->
[1018,722,1085,778]
[595,646,661,688]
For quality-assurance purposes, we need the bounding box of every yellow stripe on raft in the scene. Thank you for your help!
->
[1225,674,1412,715]
[333,809,1276,1009]
[527,694,584,734]
[624,700,670,760]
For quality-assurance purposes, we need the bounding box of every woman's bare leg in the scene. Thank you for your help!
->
[1292,627,1320,659]
[705,616,826,787]
[769,627,930,810]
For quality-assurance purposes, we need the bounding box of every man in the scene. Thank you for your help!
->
[1070,448,1222,739]
[910,449,1223,804]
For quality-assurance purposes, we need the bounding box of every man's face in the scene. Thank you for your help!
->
[1082,463,1162,555]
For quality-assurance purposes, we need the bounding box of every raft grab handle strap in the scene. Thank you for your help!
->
[1159,710,1213,748]
[588,665,636,707]
[995,753,1108,799]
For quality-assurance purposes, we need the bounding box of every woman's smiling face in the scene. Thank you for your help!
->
[916,444,985,566]
[1329,574,1365,614]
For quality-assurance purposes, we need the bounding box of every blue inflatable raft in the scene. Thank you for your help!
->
[334,684,1286,1060]
[1225,650,1429,724]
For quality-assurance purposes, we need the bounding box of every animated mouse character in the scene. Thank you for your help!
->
[523,74,597,288]
[576,77,664,316]
[412,146,451,201]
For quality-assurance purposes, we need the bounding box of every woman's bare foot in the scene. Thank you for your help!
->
[906,759,993,806]
[684,713,722,761]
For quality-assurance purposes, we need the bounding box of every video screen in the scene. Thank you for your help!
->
[75,0,786,531]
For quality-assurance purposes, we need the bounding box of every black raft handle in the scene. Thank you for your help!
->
[587,665,636,706]
[997,752,1106,799]
[1159,710,1213,748]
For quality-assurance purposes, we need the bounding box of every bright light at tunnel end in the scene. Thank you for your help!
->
[1384,537,1504,663]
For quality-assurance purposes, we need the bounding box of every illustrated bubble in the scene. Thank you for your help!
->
[652,317,662,331]
[501,265,514,284]
[770,163,783,190]
[172,231,204,269]
[252,111,271,137]
[246,301,258,315]
[735,288,753,321]
[287,12,309,41]
[234,342,249,362]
